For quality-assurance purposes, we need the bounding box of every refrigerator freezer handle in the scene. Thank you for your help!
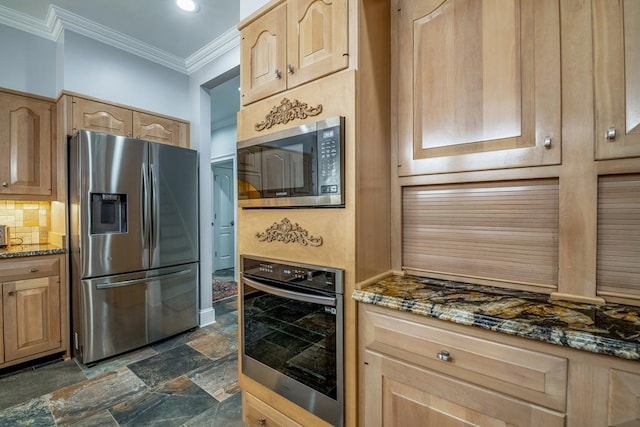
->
[95,268,193,289]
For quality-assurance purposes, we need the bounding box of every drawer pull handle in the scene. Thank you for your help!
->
[257,418,266,426]
[29,267,39,273]
[436,350,451,362]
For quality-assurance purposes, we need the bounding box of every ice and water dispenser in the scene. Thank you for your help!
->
[91,193,127,234]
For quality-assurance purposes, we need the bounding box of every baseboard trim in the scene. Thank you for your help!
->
[199,307,215,327]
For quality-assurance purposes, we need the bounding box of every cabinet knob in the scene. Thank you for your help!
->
[436,350,452,362]
[257,418,266,426]
[7,290,15,296]
[29,267,39,273]
[274,69,282,79]
[2,182,8,188]
[543,136,552,149]
[287,64,295,74]
[606,127,617,141]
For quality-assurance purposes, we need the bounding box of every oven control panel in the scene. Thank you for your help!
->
[242,256,343,294]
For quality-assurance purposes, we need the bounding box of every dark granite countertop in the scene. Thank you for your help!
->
[0,244,67,259]
[353,275,640,361]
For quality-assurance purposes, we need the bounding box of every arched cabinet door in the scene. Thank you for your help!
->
[594,0,640,160]
[0,91,53,196]
[287,0,349,89]
[396,0,561,176]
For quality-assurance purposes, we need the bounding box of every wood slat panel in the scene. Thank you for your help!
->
[403,179,559,289]
[597,174,640,297]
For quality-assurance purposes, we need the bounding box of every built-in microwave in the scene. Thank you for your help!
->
[237,116,344,208]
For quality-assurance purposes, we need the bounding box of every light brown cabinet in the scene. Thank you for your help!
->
[593,0,640,160]
[360,303,567,427]
[0,254,67,368]
[68,95,189,147]
[396,0,561,176]
[0,90,54,197]
[239,0,349,105]
[243,392,303,427]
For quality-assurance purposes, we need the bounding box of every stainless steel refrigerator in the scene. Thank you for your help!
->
[69,130,199,364]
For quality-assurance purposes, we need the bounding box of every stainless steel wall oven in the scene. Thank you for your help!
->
[240,255,344,427]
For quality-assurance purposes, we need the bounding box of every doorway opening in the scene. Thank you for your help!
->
[208,71,240,302]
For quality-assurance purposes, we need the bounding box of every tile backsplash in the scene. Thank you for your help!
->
[0,201,50,245]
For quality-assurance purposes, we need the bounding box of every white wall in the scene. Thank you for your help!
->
[0,24,57,97]
[188,45,240,326]
[211,124,238,160]
[61,31,189,119]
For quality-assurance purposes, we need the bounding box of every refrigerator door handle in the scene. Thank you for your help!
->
[150,163,157,260]
[142,163,150,252]
[95,268,194,289]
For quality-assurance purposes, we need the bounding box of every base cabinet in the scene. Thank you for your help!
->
[243,392,303,427]
[364,351,564,427]
[359,302,640,427]
[0,254,67,368]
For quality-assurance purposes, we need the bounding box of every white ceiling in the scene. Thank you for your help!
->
[0,0,240,73]
[0,0,241,131]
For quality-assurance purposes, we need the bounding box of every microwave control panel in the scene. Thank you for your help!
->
[318,126,341,194]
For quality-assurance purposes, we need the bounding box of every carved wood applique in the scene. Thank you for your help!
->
[256,218,323,247]
[254,98,323,131]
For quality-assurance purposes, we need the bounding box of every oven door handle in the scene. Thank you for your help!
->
[243,277,336,307]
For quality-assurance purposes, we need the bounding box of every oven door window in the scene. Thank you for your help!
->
[243,282,338,399]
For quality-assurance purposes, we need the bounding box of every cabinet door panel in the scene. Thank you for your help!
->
[133,111,188,147]
[241,4,287,105]
[72,97,132,137]
[3,276,61,362]
[594,0,640,160]
[397,0,561,175]
[0,93,53,196]
[364,350,565,427]
[287,0,349,89]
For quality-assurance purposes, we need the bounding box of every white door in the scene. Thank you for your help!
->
[212,161,235,272]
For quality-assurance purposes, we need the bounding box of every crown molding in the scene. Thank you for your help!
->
[0,4,239,75]
[0,4,52,39]
[185,26,240,74]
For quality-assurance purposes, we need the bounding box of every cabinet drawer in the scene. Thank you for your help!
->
[363,306,567,412]
[243,392,302,427]
[0,256,60,282]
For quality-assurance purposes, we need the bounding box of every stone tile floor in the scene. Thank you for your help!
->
[0,297,242,427]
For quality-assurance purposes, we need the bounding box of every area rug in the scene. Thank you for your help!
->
[212,279,237,302]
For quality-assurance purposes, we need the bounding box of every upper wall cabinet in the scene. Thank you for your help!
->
[71,97,133,137]
[594,0,640,160]
[239,0,349,105]
[396,0,561,176]
[0,90,53,197]
[68,96,189,147]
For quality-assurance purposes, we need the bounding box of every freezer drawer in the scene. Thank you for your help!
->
[75,263,198,364]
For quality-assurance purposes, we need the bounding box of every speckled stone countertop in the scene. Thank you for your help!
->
[353,275,640,361]
[0,244,67,259]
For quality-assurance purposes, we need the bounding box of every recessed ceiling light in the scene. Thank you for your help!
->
[176,0,199,13]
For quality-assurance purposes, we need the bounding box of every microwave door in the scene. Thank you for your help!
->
[261,134,316,199]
